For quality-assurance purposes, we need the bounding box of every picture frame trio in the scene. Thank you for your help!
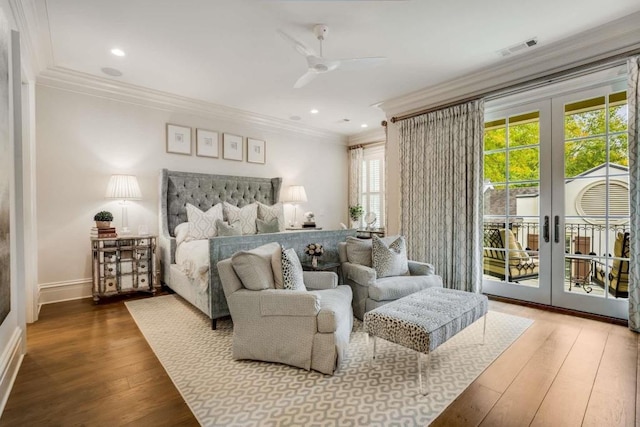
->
[166,123,266,164]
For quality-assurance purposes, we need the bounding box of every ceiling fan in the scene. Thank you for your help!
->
[278,24,387,89]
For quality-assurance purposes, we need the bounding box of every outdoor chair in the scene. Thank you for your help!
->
[483,227,539,282]
[593,231,629,298]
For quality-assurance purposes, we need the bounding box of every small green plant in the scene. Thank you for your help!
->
[349,205,364,222]
[93,211,114,222]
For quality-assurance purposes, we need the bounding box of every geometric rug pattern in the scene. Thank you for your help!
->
[126,295,533,426]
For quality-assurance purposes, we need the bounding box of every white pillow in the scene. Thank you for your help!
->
[256,202,285,232]
[281,248,306,291]
[372,235,409,278]
[223,202,258,235]
[186,203,224,240]
[174,222,190,246]
[231,242,280,291]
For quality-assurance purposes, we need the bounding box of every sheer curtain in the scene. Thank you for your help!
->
[627,56,640,331]
[349,146,364,209]
[398,100,484,292]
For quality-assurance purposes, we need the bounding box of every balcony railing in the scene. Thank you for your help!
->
[483,220,630,297]
[483,220,628,256]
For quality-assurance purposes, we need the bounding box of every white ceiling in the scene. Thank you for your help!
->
[42,0,640,136]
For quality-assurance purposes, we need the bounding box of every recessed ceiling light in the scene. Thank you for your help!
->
[361,124,368,128]
[310,109,319,114]
[289,115,301,121]
[111,48,125,57]
[101,67,123,77]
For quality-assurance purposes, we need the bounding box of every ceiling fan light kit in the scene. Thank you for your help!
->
[278,24,387,89]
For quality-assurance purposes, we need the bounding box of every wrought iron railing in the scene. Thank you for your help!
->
[483,220,628,256]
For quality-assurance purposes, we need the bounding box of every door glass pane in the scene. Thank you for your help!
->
[483,110,540,288]
[563,91,629,300]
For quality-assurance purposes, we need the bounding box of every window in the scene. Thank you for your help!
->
[360,146,385,228]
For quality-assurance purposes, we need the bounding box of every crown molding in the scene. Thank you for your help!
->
[7,0,53,80]
[37,66,348,143]
[380,11,640,118]
[347,126,386,145]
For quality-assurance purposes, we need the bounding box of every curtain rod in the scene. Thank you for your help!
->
[389,48,640,124]
[347,141,385,150]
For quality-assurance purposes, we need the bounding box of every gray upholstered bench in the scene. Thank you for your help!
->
[364,287,488,395]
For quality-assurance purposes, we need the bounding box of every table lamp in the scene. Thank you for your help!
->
[284,185,307,227]
[105,174,142,235]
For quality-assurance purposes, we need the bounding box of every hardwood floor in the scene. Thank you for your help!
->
[0,295,198,426]
[1,296,637,426]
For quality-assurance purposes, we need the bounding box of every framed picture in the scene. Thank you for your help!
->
[196,128,219,158]
[247,138,266,164]
[223,133,243,161]
[166,124,192,155]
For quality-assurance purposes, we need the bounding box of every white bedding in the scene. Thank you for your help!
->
[175,239,210,293]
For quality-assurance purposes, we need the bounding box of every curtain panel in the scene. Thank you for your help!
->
[398,100,484,292]
[349,146,364,210]
[628,56,640,331]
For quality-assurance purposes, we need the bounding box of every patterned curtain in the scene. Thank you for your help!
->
[398,100,484,292]
[349,146,364,208]
[627,56,640,331]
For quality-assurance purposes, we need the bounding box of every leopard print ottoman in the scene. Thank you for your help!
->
[364,287,488,354]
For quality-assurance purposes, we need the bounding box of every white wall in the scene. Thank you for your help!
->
[35,85,348,299]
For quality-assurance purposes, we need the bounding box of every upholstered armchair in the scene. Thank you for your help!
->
[338,236,443,320]
[217,243,353,375]
[593,231,629,298]
[483,227,539,282]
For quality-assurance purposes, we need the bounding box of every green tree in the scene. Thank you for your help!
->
[484,102,628,184]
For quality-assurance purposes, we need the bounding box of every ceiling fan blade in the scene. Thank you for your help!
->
[294,70,319,89]
[277,29,316,57]
[336,57,388,71]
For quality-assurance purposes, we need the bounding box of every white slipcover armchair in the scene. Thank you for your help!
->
[217,258,353,375]
[338,237,443,320]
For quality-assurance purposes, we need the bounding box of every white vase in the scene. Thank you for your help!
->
[312,256,318,268]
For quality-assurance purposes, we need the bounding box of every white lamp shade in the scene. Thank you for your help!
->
[105,175,142,200]
[285,185,307,203]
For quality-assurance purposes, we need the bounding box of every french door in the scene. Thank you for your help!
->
[483,80,630,319]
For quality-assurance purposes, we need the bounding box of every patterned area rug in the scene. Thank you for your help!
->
[126,295,533,426]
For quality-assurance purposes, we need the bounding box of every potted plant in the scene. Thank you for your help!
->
[349,205,364,228]
[94,211,114,229]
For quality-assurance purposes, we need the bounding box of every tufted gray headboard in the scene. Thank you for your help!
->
[158,169,282,278]
[160,169,282,238]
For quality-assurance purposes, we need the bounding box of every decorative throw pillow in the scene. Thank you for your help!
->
[272,246,284,289]
[215,219,242,236]
[256,218,280,234]
[186,203,224,240]
[256,202,285,232]
[231,242,280,291]
[371,234,409,278]
[345,235,401,267]
[345,236,373,266]
[223,202,258,235]
[281,248,306,291]
[174,222,190,246]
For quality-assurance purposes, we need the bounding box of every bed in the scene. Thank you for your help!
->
[159,169,355,328]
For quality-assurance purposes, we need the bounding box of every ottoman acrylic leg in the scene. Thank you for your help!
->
[482,313,487,345]
[417,351,430,396]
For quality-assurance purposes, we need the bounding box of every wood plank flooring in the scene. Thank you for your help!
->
[1,296,637,426]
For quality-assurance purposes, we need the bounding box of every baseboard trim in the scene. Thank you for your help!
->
[0,327,25,415]
[39,278,93,305]
[486,294,628,326]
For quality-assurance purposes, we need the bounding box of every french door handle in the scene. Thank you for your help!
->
[554,215,560,243]
[543,216,550,243]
